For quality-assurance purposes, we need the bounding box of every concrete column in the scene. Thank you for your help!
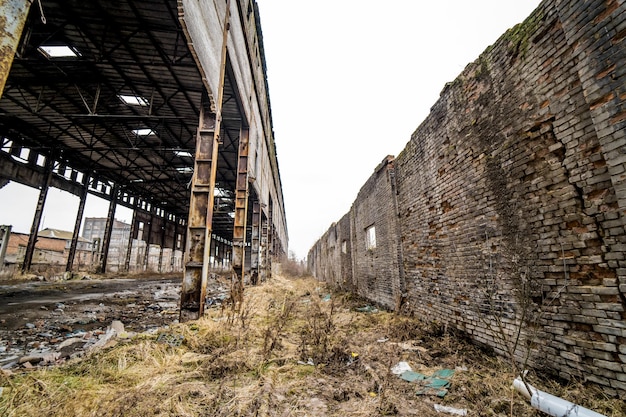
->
[66,173,90,272]
[0,0,32,99]
[99,184,118,273]
[22,155,54,272]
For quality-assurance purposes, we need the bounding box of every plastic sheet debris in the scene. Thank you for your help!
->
[416,369,456,397]
[156,333,184,347]
[392,363,456,398]
[321,294,331,302]
[376,337,389,343]
[391,361,413,375]
[401,371,426,382]
[434,404,468,415]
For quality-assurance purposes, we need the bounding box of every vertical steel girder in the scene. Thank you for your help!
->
[0,0,32,99]
[180,0,231,321]
[180,109,219,321]
[22,156,54,272]
[66,174,90,272]
[260,213,268,282]
[99,184,118,273]
[232,126,250,283]
[142,209,154,270]
[124,205,138,272]
[250,200,260,285]
[0,225,11,268]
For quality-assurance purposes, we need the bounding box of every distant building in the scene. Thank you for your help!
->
[82,217,133,271]
[3,228,92,268]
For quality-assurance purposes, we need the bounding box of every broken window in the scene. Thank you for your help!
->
[366,225,376,250]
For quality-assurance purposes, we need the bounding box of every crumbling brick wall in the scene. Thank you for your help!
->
[309,0,626,395]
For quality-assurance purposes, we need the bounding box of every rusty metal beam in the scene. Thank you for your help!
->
[231,126,249,284]
[0,0,32,99]
[142,209,154,271]
[180,0,231,321]
[99,184,118,273]
[22,155,54,273]
[250,199,260,285]
[124,202,138,272]
[66,173,90,272]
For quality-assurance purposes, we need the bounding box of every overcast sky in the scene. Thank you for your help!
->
[0,1,541,260]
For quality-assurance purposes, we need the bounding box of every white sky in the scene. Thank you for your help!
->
[0,1,541,260]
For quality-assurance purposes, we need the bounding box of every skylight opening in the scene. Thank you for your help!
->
[132,128,156,136]
[174,150,193,158]
[38,45,80,59]
[118,94,149,106]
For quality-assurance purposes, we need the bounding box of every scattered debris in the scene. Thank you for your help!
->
[355,305,378,313]
[433,404,468,415]
[391,361,413,375]
[156,333,184,347]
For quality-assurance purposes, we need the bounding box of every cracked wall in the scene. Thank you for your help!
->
[309,0,626,395]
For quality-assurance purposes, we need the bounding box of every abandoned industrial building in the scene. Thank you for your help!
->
[0,0,626,412]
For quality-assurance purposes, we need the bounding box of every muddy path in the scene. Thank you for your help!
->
[0,274,230,370]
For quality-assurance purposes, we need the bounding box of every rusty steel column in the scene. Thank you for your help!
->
[66,173,90,272]
[124,204,138,272]
[0,0,32,99]
[99,184,118,273]
[232,126,250,284]
[143,209,154,271]
[180,110,218,320]
[22,155,54,272]
[180,0,231,321]
[259,213,268,282]
[250,200,260,285]
[158,218,166,273]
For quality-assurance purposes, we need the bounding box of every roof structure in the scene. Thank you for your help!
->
[0,0,246,241]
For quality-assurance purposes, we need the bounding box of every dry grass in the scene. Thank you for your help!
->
[1,274,624,417]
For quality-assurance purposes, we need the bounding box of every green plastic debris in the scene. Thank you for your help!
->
[321,294,331,302]
[415,369,455,398]
[432,369,455,379]
[400,371,426,382]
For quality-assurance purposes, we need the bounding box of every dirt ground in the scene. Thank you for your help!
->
[0,273,227,370]
[0,274,624,417]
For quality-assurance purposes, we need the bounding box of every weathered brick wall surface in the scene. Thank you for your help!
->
[309,0,626,395]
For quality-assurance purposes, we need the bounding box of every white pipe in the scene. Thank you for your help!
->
[513,377,607,417]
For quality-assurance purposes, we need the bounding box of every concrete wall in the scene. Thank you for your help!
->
[309,0,626,395]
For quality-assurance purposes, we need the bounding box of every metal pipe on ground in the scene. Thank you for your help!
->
[513,377,607,417]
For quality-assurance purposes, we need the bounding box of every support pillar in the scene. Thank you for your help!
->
[99,184,118,273]
[232,126,250,285]
[124,205,138,272]
[22,155,54,272]
[0,225,11,268]
[66,173,90,272]
[0,0,32,99]
[158,219,166,273]
[180,0,231,321]
[250,200,260,285]
[143,209,154,271]
[259,213,268,282]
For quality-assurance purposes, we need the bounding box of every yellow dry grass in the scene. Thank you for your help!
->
[0,274,624,416]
